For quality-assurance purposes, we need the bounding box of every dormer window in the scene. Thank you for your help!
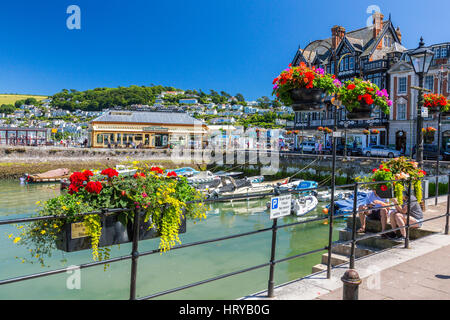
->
[383,35,393,47]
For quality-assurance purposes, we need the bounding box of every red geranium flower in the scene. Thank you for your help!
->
[85,181,103,194]
[133,172,146,179]
[151,166,164,175]
[167,171,177,177]
[380,185,388,191]
[347,84,356,90]
[372,168,377,173]
[82,170,94,179]
[68,184,80,194]
[101,168,119,178]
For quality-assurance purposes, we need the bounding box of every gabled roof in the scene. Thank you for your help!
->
[360,20,401,57]
[295,17,403,65]
[387,60,414,74]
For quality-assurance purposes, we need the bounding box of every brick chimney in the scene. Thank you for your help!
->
[396,26,402,43]
[372,12,384,39]
[331,25,346,49]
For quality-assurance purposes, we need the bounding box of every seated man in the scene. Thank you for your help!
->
[357,189,390,238]
[390,191,424,241]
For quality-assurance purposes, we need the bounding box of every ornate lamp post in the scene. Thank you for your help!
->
[407,37,435,168]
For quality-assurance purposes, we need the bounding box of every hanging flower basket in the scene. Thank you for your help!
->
[371,129,380,134]
[56,214,130,252]
[323,127,333,134]
[337,79,392,120]
[423,127,436,143]
[375,184,394,199]
[288,88,326,112]
[363,129,370,135]
[129,209,187,242]
[318,127,324,132]
[9,165,206,266]
[357,157,427,205]
[424,94,450,115]
[272,62,340,112]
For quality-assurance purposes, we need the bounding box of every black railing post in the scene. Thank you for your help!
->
[446,174,450,235]
[405,179,412,249]
[436,113,442,206]
[129,208,141,300]
[326,105,338,279]
[350,182,358,269]
[267,218,278,298]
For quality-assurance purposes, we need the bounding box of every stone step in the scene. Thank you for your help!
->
[321,252,349,267]
[312,263,328,274]
[338,228,405,249]
[331,243,374,258]
[346,217,434,240]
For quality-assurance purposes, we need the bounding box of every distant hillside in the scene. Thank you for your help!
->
[49,85,249,111]
[0,94,48,105]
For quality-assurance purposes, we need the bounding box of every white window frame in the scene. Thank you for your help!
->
[397,103,407,120]
[398,77,407,94]
[425,75,434,91]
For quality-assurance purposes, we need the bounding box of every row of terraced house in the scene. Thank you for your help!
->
[288,11,449,156]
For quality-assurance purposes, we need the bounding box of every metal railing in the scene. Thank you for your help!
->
[0,175,449,300]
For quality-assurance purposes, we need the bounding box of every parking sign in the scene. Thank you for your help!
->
[270,195,292,219]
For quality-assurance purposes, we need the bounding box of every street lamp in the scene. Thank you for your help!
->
[407,37,435,168]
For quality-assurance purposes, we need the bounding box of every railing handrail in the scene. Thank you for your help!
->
[0,175,448,300]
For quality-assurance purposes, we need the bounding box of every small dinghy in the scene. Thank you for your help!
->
[23,168,71,184]
[278,180,318,196]
[207,176,274,201]
[292,195,319,217]
[316,189,353,202]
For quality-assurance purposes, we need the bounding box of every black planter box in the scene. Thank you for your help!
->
[290,88,325,112]
[129,210,187,241]
[375,186,394,199]
[56,214,130,252]
[346,102,374,120]
[56,211,187,252]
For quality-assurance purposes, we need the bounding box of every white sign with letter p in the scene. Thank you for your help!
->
[270,195,291,219]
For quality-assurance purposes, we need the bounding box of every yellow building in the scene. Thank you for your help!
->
[89,110,208,148]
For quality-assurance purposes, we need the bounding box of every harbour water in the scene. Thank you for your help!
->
[0,180,345,300]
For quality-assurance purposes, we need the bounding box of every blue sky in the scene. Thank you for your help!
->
[0,0,448,100]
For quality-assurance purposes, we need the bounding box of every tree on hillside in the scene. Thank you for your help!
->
[272,99,282,108]
[235,93,245,102]
[0,104,15,114]
[220,91,231,98]
[257,96,271,109]
[15,100,25,108]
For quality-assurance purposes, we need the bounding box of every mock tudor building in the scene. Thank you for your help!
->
[290,12,406,148]
[388,42,450,155]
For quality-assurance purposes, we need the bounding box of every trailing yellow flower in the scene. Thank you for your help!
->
[13,237,21,244]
